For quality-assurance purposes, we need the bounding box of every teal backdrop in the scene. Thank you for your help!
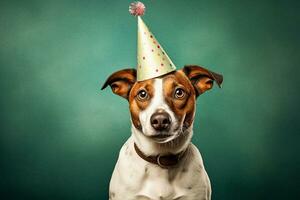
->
[1,0,299,199]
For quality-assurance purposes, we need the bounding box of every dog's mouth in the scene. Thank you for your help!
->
[146,125,183,143]
[148,133,179,143]
[150,134,172,139]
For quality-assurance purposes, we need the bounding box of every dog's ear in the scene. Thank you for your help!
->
[182,65,223,96]
[101,68,136,100]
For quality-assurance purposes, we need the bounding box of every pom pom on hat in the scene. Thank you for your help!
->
[129,1,145,16]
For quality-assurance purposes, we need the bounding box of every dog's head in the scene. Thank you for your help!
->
[102,65,223,151]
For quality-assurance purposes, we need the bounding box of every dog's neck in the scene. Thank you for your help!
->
[131,125,193,157]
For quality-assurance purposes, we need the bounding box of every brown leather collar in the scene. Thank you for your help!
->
[134,143,187,168]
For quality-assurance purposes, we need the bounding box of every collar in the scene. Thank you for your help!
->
[133,143,187,169]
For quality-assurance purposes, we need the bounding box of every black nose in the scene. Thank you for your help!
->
[150,111,171,131]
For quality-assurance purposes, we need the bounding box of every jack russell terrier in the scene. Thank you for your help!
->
[102,65,223,200]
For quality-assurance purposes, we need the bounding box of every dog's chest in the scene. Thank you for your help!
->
[112,154,188,199]
[135,167,179,199]
[109,138,210,200]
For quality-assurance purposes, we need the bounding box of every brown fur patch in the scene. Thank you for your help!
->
[128,79,154,130]
[163,71,196,130]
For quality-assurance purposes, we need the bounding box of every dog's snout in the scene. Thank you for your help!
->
[150,111,171,131]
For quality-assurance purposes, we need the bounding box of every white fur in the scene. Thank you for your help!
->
[109,78,211,200]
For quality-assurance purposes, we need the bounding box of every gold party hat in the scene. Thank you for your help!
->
[130,2,176,81]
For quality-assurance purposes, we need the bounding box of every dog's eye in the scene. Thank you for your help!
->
[174,88,186,99]
[137,89,148,101]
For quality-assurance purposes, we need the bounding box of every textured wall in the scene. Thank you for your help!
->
[0,0,299,199]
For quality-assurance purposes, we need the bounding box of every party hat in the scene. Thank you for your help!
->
[129,2,176,81]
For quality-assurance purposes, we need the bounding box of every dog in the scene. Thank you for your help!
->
[102,65,223,200]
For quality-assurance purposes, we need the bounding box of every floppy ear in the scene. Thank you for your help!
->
[182,65,223,96]
[101,68,136,100]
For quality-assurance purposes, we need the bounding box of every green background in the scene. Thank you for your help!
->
[1,0,299,199]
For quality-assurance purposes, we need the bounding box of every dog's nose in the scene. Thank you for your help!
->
[150,111,171,131]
